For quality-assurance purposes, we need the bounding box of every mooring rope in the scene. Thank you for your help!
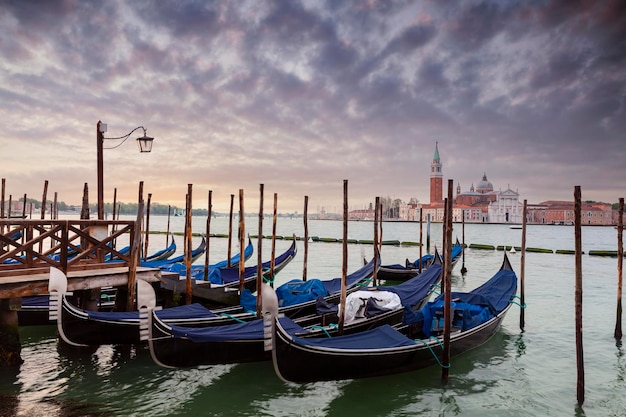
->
[309,325,333,338]
[218,313,247,323]
[413,336,450,368]
[508,295,527,308]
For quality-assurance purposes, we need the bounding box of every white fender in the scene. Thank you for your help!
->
[137,279,158,344]
[48,268,85,347]
[261,283,279,352]
[136,279,156,310]
[48,267,68,295]
[48,267,69,322]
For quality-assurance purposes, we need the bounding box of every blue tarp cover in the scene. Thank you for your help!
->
[241,278,328,311]
[373,264,442,309]
[170,316,305,342]
[408,267,518,336]
[406,254,434,269]
[21,295,49,307]
[290,324,416,350]
[240,256,375,310]
[276,279,329,307]
[85,303,216,321]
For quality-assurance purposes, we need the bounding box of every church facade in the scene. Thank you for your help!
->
[420,143,523,224]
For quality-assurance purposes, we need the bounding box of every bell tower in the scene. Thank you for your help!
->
[430,142,443,204]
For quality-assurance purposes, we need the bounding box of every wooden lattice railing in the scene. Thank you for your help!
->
[0,220,138,277]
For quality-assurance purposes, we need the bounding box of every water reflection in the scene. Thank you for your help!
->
[321,330,522,416]
[514,333,527,358]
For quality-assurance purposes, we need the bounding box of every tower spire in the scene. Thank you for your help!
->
[430,142,443,204]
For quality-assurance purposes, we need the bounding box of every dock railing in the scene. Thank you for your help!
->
[0,219,138,278]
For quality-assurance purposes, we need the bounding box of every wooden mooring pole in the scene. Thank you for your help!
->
[40,180,48,220]
[203,191,212,282]
[373,196,380,286]
[441,180,454,383]
[256,184,264,318]
[337,180,348,335]
[238,189,246,293]
[574,186,585,406]
[303,195,309,281]
[227,194,234,268]
[419,208,423,273]
[185,184,193,304]
[615,197,624,341]
[127,181,144,311]
[270,193,278,287]
[460,209,467,276]
[144,193,152,259]
[427,214,431,253]
[520,200,527,331]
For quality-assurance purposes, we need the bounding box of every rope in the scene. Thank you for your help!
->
[309,325,332,338]
[218,313,247,323]
[509,295,527,308]
[509,300,527,308]
[357,277,373,287]
[428,283,441,295]
[413,336,450,369]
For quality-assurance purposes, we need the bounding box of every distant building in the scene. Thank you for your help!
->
[345,143,619,225]
[420,144,523,224]
[527,201,613,225]
[348,209,375,221]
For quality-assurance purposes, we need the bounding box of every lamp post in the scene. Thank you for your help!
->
[96,120,154,220]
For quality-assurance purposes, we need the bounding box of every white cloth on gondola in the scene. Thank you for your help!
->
[340,290,402,324]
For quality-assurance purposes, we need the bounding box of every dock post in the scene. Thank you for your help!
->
[0,299,23,367]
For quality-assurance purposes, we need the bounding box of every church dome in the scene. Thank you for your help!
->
[476,173,493,193]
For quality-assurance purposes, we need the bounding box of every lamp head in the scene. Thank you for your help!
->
[136,131,154,153]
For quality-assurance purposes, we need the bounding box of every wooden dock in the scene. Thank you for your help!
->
[0,218,169,367]
[0,266,162,299]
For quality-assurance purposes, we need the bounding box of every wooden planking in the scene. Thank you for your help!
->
[0,267,162,299]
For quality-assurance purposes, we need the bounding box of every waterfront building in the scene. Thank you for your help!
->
[420,144,523,224]
[527,201,613,225]
[346,142,618,225]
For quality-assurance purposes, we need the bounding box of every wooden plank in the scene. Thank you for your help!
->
[0,267,162,299]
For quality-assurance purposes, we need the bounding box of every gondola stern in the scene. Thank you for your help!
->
[145,307,176,369]
[48,268,87,347]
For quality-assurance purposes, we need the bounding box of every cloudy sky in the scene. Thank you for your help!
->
[1,0,624,214]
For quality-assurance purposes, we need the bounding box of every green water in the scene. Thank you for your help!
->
[1,218,624,416]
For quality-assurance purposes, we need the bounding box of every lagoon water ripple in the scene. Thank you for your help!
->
[1,217,625,416]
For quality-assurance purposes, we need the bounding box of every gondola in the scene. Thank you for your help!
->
[209,250,380,321]
[145,256,444,368]
[140,235,209,268]
[48,268,224,346]
[143,234,177,262]
[157,238,297,307]
[377,238,463,282]
[17,289,116,326]
[270,252,518,383]
[16,237,176,326]
[48,240,294,346]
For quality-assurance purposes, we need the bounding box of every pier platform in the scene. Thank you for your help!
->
[0,266,163,300]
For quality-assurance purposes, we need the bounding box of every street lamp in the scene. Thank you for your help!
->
[97,120,154,220]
